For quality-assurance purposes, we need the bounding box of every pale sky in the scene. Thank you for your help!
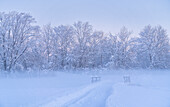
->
[0,0,170,36]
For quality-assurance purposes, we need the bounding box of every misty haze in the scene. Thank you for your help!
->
[0,0,170,107]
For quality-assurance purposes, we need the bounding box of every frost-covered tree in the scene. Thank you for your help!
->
[88,31,104,68]
[0,11,169,71]
[0,12,38,71]
[53,25,74,69]
[136,25,169,69]
[73,21,93,68]
[109,27,133,69]
[99,36,113,67]
[40,24,54,69]
[23,38,44,70]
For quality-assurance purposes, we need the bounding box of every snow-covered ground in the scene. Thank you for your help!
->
[0,70,170,107]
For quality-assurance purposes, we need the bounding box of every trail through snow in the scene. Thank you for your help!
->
[41,81,113,107]
[1,71,170,107]
[39,72,170,107]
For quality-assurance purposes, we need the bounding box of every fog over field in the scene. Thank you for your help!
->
[0,0,170,107]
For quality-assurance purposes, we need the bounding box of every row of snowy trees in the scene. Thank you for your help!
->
[0,12,170,72]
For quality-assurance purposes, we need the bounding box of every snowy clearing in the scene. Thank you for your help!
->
[0,70,170,107]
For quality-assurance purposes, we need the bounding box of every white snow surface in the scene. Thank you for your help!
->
[0,70,170,107]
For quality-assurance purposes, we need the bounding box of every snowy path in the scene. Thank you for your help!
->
[68,82,112,107]
[1,72,170,107]
[40,79,170,107]
[41,81,113,107]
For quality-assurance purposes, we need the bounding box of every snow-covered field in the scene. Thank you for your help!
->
[0,70,170,107]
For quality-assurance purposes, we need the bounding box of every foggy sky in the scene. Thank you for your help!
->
[1,0,170,36]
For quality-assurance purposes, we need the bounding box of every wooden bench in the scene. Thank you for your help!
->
[91,76,101,83]
[123,75,131,83]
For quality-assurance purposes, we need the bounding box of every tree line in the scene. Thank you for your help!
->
[0,11,170,72]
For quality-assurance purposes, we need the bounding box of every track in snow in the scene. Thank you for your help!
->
[41,81,113,107]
